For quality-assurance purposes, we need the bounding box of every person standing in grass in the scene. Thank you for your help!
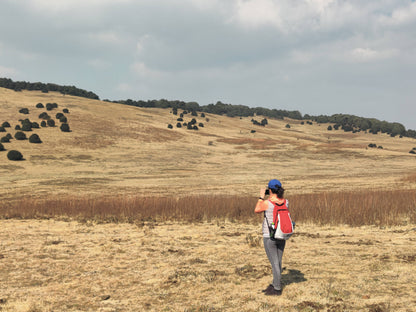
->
[254,179,287,296]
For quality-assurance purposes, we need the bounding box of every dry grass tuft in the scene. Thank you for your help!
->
[1,189,415,226]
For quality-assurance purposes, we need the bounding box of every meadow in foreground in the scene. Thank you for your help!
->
[1,219,415,312]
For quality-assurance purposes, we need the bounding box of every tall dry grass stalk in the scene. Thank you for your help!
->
[1,190,415,226]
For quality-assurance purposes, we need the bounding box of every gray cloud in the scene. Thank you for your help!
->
[1,0,415,129]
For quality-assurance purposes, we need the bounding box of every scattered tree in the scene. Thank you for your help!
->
[36,103,44,108]
[285,124,291,128]
[29,133,42,143]
[47,119,55,127]
[0,136,10,143]
[2,122,10,128]
[167,124,173,129]
[15,131,27,140]
[0,143,4,151]
[7,150,23,161]
[60,123,71,132]
[19,108,29,114]
[0,127,5,132]
[63,108,69,113]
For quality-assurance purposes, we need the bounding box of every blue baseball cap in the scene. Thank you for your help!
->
[268,179,282,189]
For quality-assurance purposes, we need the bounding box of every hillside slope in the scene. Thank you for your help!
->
[1,87,415,200]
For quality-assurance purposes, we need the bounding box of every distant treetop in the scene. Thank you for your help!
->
[0,77,99,100]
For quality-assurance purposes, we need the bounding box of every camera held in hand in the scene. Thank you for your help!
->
[265,189,269,195]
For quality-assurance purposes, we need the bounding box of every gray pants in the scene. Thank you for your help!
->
[263,237,286,290]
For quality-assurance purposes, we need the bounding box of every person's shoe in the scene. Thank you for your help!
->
[262,284,274,292]
[265,287,282,296]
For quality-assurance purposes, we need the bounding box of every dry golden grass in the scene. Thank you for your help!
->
[1,87,416,201]
[0,220,415,311]
[1,87,416,311]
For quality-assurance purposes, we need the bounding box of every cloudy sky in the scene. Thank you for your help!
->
[1,0,415,129]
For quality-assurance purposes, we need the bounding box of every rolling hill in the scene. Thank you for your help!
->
[1,87,416,201]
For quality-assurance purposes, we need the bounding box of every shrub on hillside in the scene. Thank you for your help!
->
[41,121,47,127]
[21,120,32,131]
[0,143,4,151]
[56,113,64,119]
[39,112,51,120]
[7,150,23,161]
[368,143,377,148]
[29,133,42,143]
[327,125,333,131]
[410,150,416,154]
[1,136,10,143]
[46,103,58,111]
[63,108,69,114]
[15,125,21,130]
[31,122,40,129]
[15,131,27,140]
[47,119,55,127]
[0,126,5,132]
[285,124,291,128]
[251,130,256,133]
[176,123,182,128]
[59,116,67,123]
[301,121,305,125]
[177,118,183,122]
[201,113,205,118]
[2,122,10,128]
[193,125,198,130]
[19,108,29,114]
[60,123,71,132]
[167,124,173,129]
[198,123,204,127]
[36,103,44,108]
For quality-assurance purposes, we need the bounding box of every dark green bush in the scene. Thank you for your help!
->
[201,113,205,118]
[41,121,47,127]
[251,130,256,133]
[1,136,10,143]
[36,103,44,108]
[63,108,69,114]
[21,120,32,131]
[198,123,204,127]
[6,133,12,140]
[46,103,58,111]
[59,116,67,123]
[19,108,29,114]
[176,123,182,128]
[31,122,40,129]
[39,112,50,120]
[2,122,10,128]
[15,131,27,140]
[56,113,64,119]
[327,125,333,131]
[285,124,291,128]
[47,119,55,127]
[29,133,42,143]
[7,150,23,161]
[60,123,71,132]
[177,118,183,122]
[0,143,4,151]
[15,125,21,130]
[167,124,173,129]
[410,150,416,154]
[0,126,5,132]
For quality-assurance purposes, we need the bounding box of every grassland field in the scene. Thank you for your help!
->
[0,87,415,311]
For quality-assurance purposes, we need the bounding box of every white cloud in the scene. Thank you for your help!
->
[380,1,416,26]
[87,59,111,69]
[22,0,133,13]
[131,62,167,79]
[0,65,18,77]
[349,47,398,63]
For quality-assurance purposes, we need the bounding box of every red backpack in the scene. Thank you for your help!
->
[272,200,294,240]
